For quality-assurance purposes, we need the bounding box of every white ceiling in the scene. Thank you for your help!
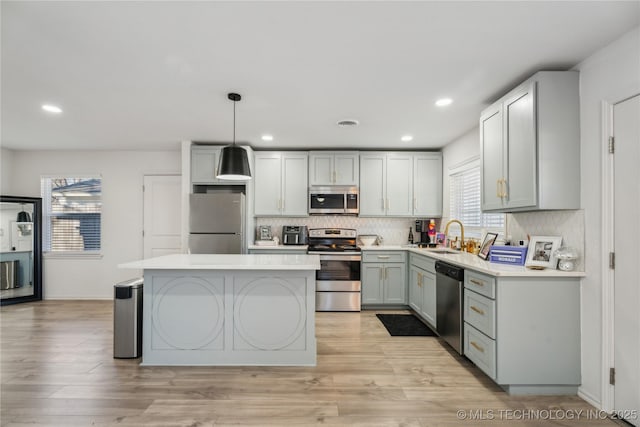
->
[2,1,638,152]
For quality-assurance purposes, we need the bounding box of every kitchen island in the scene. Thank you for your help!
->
[119,254,320,366]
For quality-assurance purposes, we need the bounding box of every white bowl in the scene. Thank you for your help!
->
[358,235,378,247]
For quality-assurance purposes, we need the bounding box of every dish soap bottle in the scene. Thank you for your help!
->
[408,227,414,244]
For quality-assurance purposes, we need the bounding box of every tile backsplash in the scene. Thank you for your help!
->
[256,217,436,245]
[507,209,585,270]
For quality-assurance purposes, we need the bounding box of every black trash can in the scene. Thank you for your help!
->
[113,278,143,358]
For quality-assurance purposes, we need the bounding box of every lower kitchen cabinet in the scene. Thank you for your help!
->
[463,273,581,395]
[361,251,407,306]
[409,253,436,328]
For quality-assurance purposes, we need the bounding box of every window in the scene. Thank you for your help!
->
[449,159,504,237]
[40,177,102,253]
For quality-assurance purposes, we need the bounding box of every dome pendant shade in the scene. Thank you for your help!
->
[17,210,31,223]
[216,92,252,181]
[216,145,251,180]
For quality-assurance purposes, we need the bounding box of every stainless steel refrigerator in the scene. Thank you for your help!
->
[189,193,245,254]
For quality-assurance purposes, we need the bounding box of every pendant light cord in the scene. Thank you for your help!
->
[233,99,236,146]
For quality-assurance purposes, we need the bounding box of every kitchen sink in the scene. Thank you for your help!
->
[426,249,459,254]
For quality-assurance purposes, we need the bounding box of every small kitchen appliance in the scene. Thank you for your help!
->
[282,226,308,245]
[415,220,430,246]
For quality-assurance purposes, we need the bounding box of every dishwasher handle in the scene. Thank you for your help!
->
[435,261,464,282]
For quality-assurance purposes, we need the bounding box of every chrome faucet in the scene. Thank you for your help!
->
[444,219,465,250]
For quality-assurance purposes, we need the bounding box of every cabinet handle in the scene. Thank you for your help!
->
[377,255,390,259]
[384,267,388,280]
[413,197,417,212]
[380,267,383,281]
[502,178,508,199]
[470,306,485,315]
[469,279,485,287]
[496,179,501,198]
[470,341,485,353]
[418,272,422,287]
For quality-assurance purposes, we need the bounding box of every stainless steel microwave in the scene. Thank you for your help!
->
[309,186,358,215]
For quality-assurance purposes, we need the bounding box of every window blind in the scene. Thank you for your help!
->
[449,165,504,232]
[40,177,102,252]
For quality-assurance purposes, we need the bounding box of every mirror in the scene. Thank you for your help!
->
[0,196,42,305]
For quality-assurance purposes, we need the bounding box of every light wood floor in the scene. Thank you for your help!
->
[0,300,621,426]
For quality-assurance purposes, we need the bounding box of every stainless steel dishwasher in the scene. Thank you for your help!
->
[435,261,464,354]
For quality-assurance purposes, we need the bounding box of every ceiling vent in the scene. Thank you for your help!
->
[336,119,359,127]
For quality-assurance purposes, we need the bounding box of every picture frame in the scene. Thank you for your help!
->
[525,235,563,269]
[478,232,498,260]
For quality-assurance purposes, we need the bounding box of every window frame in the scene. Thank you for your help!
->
[40,175,103,258]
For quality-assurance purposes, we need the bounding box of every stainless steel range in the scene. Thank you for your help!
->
[308,228,361,312]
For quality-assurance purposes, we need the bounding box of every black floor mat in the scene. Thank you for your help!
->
[376,314,437,336]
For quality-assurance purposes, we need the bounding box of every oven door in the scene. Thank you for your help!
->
[312,254,361,285]
[311,253,361,311]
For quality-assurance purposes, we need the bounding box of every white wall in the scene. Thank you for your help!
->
[9,149,181,299]
[1,147,15,194]
[440,127,480,225]
[575,26,640,405]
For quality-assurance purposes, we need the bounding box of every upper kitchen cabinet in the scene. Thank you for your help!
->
[480,71,580,212]
[413,153,442,217]
[360,152,442,217]
[254,151,308,217]
[191,146,222,184]
[309,151,359,186]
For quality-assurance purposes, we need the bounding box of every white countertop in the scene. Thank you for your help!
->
[119,254,320,271]
[248,244,308,250]
[361,245,585,278]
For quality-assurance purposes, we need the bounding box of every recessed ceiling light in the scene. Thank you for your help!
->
[261,134,274,141]
[435,98,453,107]
[337,119,359,127]
[401,135,413,142]
[42,104,63,114]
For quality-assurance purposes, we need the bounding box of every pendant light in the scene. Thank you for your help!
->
[16,204,31,223]
[16,204,33,235]
[216,93,252,180]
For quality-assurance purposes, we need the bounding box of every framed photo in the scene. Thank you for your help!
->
[478,232,498,260]
[525,236,563,269]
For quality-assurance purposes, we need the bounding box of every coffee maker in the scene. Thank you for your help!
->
[415,220,430,246]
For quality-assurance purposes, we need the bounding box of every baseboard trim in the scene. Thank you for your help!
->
[578,387,601,409]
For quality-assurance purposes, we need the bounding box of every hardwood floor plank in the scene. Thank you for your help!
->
[0,301,617,426]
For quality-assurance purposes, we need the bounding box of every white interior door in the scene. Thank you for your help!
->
[143,175,182,258]
[613,94,640,426]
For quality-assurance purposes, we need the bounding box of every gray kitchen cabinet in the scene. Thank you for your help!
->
[480,71,580,212]
[191,146,222,184]
[309,151,359,186]
[413,153,442,217]
[463,273,581,394]
[361,251,407,306]
[409,253,436,328]
[359,153,413,217]
[254,151,308,217]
